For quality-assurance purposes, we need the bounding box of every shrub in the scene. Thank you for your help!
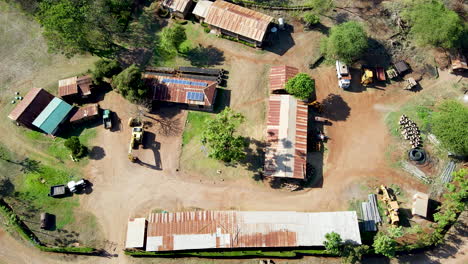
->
[323,232,342,255]
[285,73,315,101]
[320,21,368,63]
[92,59,122,84]
[373,233,396,258]
[204,27,211,33]
[303,12,320,27]
[64,136,87,158]
[112,64,146,101]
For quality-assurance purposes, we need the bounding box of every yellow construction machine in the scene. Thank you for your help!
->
[128,118,144,162]
[361,68,374,86]
[378,185,400,226]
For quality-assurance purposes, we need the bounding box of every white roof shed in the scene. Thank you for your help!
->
[125,218,146,248]
[192,0,213,19]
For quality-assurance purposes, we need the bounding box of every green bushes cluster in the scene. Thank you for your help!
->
[219,35,256,48]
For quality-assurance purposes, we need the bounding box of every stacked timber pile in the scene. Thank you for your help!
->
[361,194,381,232]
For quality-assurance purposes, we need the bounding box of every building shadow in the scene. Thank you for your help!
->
[139,132,162,170]
[321,93,351,121]
[88,146,106,160]
[214,89,231,113]
[184,44,225,67]
[59,119,102,139]
[264,24,295,56]
[398,208,413,227]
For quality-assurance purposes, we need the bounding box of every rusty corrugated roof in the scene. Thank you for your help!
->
[204,0,274,42]
[162,0,192,13]
[58,75,93,97]
[69,104,99,123]
[269,66,299,92]
[143,73,217,106]
[143,211,361,251]
[264,95,308,179]
[8,88,54,123]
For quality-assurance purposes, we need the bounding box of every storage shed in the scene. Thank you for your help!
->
[8,88,54,129]
[125,218,147,248]
[192,0,213,21]
[144,211,361,252]
[264,95,308,179]
[162,0,193,18]
[32,97,73,135]
[143,73,217,111]
[203,0,274,47]
[58,75,94,102]
[269,65,299,93]
[69,104,100,124]
[412,192,429,218]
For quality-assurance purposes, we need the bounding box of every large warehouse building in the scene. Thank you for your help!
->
[125,210,361,252]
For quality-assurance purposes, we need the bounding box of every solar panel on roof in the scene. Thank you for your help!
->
[186,92,204,101]
[162,79,208,87]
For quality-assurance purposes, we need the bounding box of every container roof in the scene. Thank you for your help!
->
[125,218,147,248]
[8,88,54,121]
[145,211,361,251]
[264,95,308,179]
[192,0,213,19]
[204,0,274,42]
[269,65,299,92]
[412,192,429,218]
[143,73,217,106]
[32,98,73,134]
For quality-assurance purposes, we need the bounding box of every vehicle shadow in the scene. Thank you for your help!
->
[139,131,162,170]
[110,111,123,132]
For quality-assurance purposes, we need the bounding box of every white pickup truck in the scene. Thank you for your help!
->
[336,60,351,90]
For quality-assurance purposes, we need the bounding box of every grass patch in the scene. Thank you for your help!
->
[182,111,213,146]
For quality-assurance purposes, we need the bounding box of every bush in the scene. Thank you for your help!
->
[112,64,146,101]
[303,12,320,27]
[307,0,334,14]
[285,73,315,101]
[431,100,468,155]
[64,136,87,158]
[323,232,342,255]
[92,59,122,84]
[402,0,464,49]
[204,27,211,33]
[320,21,368,63]
[159,24,187,54]
[373,233,396,258]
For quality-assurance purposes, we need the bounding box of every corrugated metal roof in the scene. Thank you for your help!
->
[69,104,99,123]
[269,66,299,92]
[193,0,213,18]
[8,88,54,123]
[412,192,429,218]
[204,0,274,42]
[144,211,361,251]
[125,218,147,248]
[264,95,308,179]
[58,75,93,97]
[143,73,217,106]
[32,98,73,134]
[77,75,92,95]
[162,0,192,13]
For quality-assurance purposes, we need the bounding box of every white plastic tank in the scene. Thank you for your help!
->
[278,18,285,30]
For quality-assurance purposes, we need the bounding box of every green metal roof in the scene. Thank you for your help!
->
[32,97,73,134]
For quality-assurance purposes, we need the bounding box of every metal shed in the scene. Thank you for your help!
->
[192,0,213,20]
[269,65,299,93]
[8,88,54,129]
[32,97,73,135]
[125,218,147,248]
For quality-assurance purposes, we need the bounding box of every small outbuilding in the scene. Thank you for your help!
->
[32,97,73,135]
[8,88,54,129]
[125,218,147,249]
[162,0,193,19]
[69,104,100,124]
[203,0,274,47]
[58,75,94,102]
[412,192,429,218]
[192,0,213,21]
[269,65,299,93]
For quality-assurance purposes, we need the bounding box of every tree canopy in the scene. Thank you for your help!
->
[92,59,122,84]
[285,73,315,101]
[64,136,87,158]
[373,233,396,258]
[323,232,342,255]
[36,0,132,57]
[201,108,246,163]
[320,21,368,63]
[157,24,187,59]
[431,100,468,155]
[112,64,146,101]
[402,0,465,49]
[307,0,334,14]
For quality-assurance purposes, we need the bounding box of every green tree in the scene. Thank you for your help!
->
[373,233,396,258]
[303,12,320,27]
[64,136,87,158]
[323,232,342,255]
[431,100,468,155]
[402,0,464,49]
[201,108,246,163]
[387,226,404,238]
[158,24,187,58]
[342,244,369,264]
[112,64,146,101]
[92,59,122,84]
[320,21,368,63]
[285,73,315,101]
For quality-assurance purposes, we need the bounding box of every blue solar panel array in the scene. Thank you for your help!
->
[162,78,208,87]
[186,92,204,101]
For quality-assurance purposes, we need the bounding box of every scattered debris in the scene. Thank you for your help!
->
[361,194,381,231]
[402,161,430,183]
[440,160,456,184]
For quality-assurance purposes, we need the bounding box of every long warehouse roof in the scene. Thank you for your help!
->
[32,97,73,134]
[143,211,361,251]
